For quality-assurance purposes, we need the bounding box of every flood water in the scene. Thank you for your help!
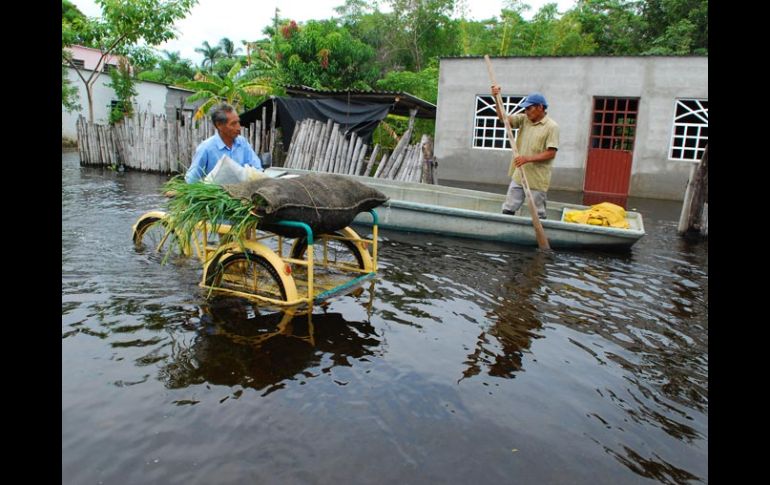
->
[62,151,707,484]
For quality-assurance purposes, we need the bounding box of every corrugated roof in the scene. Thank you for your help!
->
[283,85,436,119]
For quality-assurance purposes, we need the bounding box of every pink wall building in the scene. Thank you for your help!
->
[65,45,123,72]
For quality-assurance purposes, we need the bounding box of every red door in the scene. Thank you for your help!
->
[583,97,639,208]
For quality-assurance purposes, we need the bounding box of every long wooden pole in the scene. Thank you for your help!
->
[484,55,550,250]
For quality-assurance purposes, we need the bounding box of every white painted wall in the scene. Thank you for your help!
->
[62,66,169,140]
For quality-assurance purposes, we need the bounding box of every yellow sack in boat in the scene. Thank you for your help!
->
[564,202,630,229]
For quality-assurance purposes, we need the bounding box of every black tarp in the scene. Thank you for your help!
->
[240,97,391,148]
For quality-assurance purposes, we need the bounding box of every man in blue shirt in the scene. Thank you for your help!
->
[185,103,263,183]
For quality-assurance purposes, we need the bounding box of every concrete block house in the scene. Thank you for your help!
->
[434,56,708,201]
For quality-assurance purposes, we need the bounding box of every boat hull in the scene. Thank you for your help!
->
[265,168,646,249]
[358,199,643,249]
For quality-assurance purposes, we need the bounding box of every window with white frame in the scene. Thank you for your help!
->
[473,95,525,149]
[669,99,708,161]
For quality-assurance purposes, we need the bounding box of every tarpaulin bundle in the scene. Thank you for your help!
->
[223,173,388,238]
[563,202,630,229]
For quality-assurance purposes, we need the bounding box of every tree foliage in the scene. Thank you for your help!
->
[194,40,224,70]
[62,65,81,113]
[62,1,86,112]
[137,50,196,84]
[219,37,242,59]
[182,61,274,119]
[274,19,379,89]
[107,58,137,124]
[640,0,707,54]
[375,65,438,104]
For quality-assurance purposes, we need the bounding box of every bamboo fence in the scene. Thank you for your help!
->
[77,107,276,174]
[281,110,437,183]
[77,107,437,183]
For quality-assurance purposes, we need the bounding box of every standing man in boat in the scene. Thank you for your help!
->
[185,103,263,183]
[490,87,559,219]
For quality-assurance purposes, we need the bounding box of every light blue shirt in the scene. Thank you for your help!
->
[185,132,262,183]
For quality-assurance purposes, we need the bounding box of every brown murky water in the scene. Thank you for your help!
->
[62,152,707,484]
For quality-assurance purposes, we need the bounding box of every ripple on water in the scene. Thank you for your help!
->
[62,153,707,484]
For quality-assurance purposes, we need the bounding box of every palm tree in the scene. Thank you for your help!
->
[183,61,273,119]
[243,40,280,76]
[241,39,256,66]
[159,50,194,83]
[194,41,223,70]
[162,49,182,64]
[219,37,242,59]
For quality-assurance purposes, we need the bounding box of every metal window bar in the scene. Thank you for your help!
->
[590,97,639,152]
[473,95,525,150]
[668,99,708,161]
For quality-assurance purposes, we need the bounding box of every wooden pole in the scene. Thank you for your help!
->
[363,144,380,177]
[421,135,435,184]
[269,98,277,156]
[677,145,708,238]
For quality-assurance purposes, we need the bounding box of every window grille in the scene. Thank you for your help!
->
[590,97,639,151]
[71,59,85,69]
[473,95,525,149]
[669,99,708,161]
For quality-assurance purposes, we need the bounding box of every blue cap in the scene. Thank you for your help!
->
[520,92,548,109]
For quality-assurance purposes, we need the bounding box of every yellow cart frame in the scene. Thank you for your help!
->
[132,210,379,307]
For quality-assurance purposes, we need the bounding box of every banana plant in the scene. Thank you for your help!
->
[182,61,273,120]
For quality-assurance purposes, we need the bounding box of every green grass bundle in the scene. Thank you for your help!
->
[162,177,263,248]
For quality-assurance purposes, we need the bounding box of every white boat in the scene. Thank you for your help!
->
[264,168,646,250]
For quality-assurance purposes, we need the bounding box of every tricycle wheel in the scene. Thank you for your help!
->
[290,229,367,270]
[132,215,186,258]
[205,250,288,301]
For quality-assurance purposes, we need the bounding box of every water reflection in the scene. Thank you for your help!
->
[159,298,381,395]
[461,252,549,380]
[602,445,702,484]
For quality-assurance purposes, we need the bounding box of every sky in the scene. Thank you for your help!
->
[70,0,578,66]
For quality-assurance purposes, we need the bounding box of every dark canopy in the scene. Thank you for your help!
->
[240,97,391,148]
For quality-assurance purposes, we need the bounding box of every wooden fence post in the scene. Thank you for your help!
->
[677,145,708,238]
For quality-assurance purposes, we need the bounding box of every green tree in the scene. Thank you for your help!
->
[386,0,459,71]
[375,65,438,103]
[274,19,379,89]
[240,39,284,91]
[508,3,597,55]
[62,1,85,112]
[337,6,401,76]
[571,0,645,55]
[640,0,707,54]
[194,40,224,70]
[62,56,81,113]
[137,50,196,84]
[212,57,240,79]
[126,46,159,75]
[62,0,198,123]
[219,37,242,59]
[182,61,273,119]
[107,58,137,124]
